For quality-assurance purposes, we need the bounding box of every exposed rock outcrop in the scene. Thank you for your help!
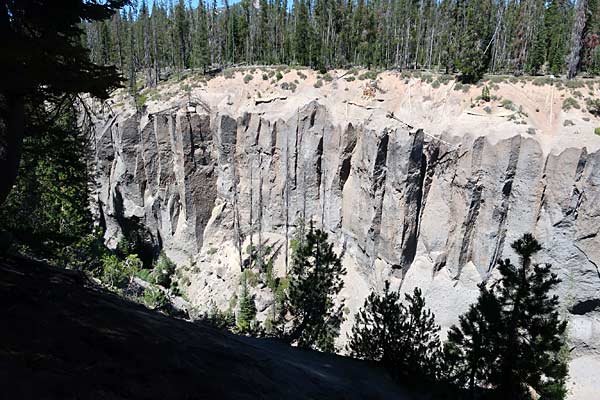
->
[91,76,600,398]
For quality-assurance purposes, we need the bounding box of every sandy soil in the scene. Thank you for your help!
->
[104,67,600,156]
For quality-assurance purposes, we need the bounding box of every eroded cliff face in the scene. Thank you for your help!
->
[92,72,600,398]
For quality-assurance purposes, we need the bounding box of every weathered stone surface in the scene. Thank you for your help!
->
[92,100,600,397]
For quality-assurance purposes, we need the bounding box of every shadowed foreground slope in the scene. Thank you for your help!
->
[0,257,416,400]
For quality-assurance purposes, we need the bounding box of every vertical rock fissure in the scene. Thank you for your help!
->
[418,140,442,227]
[567,148,588,219]
[536,156,550,224]
[317,130,326,227]
[185,113,197,171]
[488,136,522,273]
[338,124,357,192]
[367,131,389,268]
[399,129,426,272]
[457,179,483,277]
[293,112,300,189]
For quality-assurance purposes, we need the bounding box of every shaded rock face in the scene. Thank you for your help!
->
[93,101,600,383]
[95,110,216,263]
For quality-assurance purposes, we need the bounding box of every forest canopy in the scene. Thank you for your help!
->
[84,0,600,85]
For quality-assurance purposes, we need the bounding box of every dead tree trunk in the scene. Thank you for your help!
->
[0,93,25,205]
[566,0,589,79]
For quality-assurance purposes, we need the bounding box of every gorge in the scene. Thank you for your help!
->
[90,69,600,398]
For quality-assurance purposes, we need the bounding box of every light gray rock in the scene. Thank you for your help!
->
[92,100,600,396]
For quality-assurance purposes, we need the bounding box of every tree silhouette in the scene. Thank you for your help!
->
[348,282,442,382]
[446,234,568,399]
[282,223,346,352]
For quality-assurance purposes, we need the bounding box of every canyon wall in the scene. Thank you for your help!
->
[92,89,600,397]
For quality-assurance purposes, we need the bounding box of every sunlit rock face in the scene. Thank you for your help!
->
[92,96,600,399]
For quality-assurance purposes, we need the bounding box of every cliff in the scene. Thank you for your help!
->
[90,69,600,398]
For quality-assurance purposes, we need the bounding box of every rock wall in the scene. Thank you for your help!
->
[92,100,600,396]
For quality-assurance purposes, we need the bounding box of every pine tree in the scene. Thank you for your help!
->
[0,105,106,270]
[348,283,442,382]
[445,234,568,399]
[140,0,153,87]
[546,0,570,75]
[493,234,568,398]
[151,251,176,288]
[282,223,346,352]
[237,270,257,333]
[455,0,494,83]
[0,0,125,205]
[175,0,190,69]
[295,0,310,66]
[526,4,547,76]
[192,1,210,70]
[347,281,404,368]
[78,0,600,80]
[443,284,502,398]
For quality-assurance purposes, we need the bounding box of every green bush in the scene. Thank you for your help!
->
[135,94,147,109]
[280,82,297,92]
[143,285,169,310]
[204,303,236,331]
[481,85,491,102]
[489,75,506,84]
[565,79,585,89]
[323,73,333,82]
[136,268,153,282]
[242,269,259,288]
[313,79,323,88]
[348,67,359,76]
[151,251,176,288]
[595,127,600,136]
[358,70,378,81]
[243,74,253,84]
[501,99,515,110]
[438,74,453,85]
[533,77,552,86]
[345,76,356,82]
[431,80,441,89]
[101,254,141,289]
[276,71,283,80]
[262,73,268,80]
[562,97,580,111]
[586,98,600,116]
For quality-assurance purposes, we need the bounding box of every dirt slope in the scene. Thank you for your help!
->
[0,256,421,400]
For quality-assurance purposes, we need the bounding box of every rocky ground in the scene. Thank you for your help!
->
[0,255,428,400]
[89,68,600,398]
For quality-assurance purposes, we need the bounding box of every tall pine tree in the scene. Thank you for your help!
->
[282,223,346,352]
[445,234,568,399]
